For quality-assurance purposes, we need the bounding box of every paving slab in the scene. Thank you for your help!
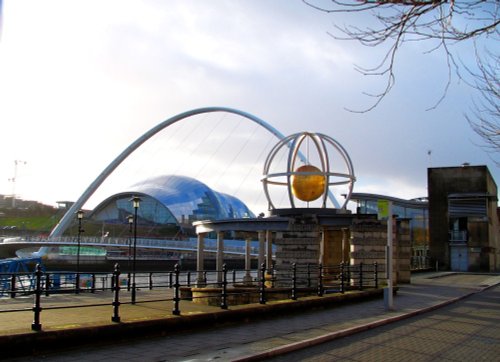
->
[1,272,499,361]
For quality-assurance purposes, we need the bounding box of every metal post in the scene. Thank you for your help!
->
[10,274,16,299]
[31,264,42,331]
[220,264,228,310]
[359,262,364,290]
[347,260,351,287]
[317,263,323,297]
[259,263,266,304]
[149,272,153,290]
[340,262,345,294]
[75,210,84,295]
[91,273,96,293]
[374,262,378,289]
[111,264,121,323]
[172,264,180,315]
[132,206,137,304]
[169,272,173,288]
[45,273,51,297]
[291,263,297,300]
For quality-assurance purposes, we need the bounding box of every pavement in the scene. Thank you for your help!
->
[1,271,499,361]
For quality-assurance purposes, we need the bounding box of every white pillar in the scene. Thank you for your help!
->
[196,232,206,287]
[258,231,265,279]
[243,236,253,284]
[216,231,224,284]
[266,230,273,273]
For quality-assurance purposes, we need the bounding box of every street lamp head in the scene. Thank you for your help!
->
[76,210,84,220]
[130,196,142,209]
[127,214,134,224]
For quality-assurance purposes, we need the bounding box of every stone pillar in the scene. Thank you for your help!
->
[196,232,206,287]
[216,231,224,284]
[274,226,320,287]
[350,218,388,284]
[350,217,412,285]
[396,219,411,283]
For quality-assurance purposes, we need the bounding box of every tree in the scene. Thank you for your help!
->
[466,49,500,163]
[304,0,499,157]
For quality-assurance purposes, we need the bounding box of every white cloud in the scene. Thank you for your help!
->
[0,0,497,212]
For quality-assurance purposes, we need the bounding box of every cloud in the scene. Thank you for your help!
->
[0,0,497,212]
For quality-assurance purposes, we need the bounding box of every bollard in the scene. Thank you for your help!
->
[220,264,228,310]
[172,264,181,315]
[259,263,266,304]
[111,264,121,323]
[374,262,378,289]
[187,272,191,287]
[340,262,345,294]
[317,264,323,297]
[359,262,364,290]
[291,263,297,300]
[10,274,16,299]
[232,269,236,284]
[31,264,43,331]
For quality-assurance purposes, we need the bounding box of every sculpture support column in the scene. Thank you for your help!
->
[243,236,253,284]
[258,231,265,279]
[196,233,206,287]
[266,230,273,269]
[216,231,224,284]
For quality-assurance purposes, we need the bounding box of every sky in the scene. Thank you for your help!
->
[0,0,498,215]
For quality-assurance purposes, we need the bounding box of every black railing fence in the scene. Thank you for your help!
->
[0,262,379,332]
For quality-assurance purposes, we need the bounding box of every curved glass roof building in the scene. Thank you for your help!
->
[88,175,254,238]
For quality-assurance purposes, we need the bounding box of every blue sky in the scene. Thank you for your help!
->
[0,0,497,214]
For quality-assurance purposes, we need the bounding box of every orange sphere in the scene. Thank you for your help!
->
[291,165,326,202]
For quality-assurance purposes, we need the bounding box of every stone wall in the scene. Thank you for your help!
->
[274,230,320,287]
[350,217,411,285]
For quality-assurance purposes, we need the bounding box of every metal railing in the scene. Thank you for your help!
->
[0,261,379,331]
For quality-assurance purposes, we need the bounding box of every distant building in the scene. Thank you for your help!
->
[85,175,255,238]
[428,165,499,272]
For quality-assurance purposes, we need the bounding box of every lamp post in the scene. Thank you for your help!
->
[75,210,84,294]
[127,214,134,292]
[130,196,141,304]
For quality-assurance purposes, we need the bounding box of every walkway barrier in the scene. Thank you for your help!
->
[0,262,380,331]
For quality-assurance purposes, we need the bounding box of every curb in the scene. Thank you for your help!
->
[233,287,488,362]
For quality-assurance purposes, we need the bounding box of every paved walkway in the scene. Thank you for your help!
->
[1,272,499,361]
[266,283,500,361]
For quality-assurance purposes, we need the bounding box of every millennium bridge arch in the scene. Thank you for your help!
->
[50,106,342,237]
[51,107,288,237]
